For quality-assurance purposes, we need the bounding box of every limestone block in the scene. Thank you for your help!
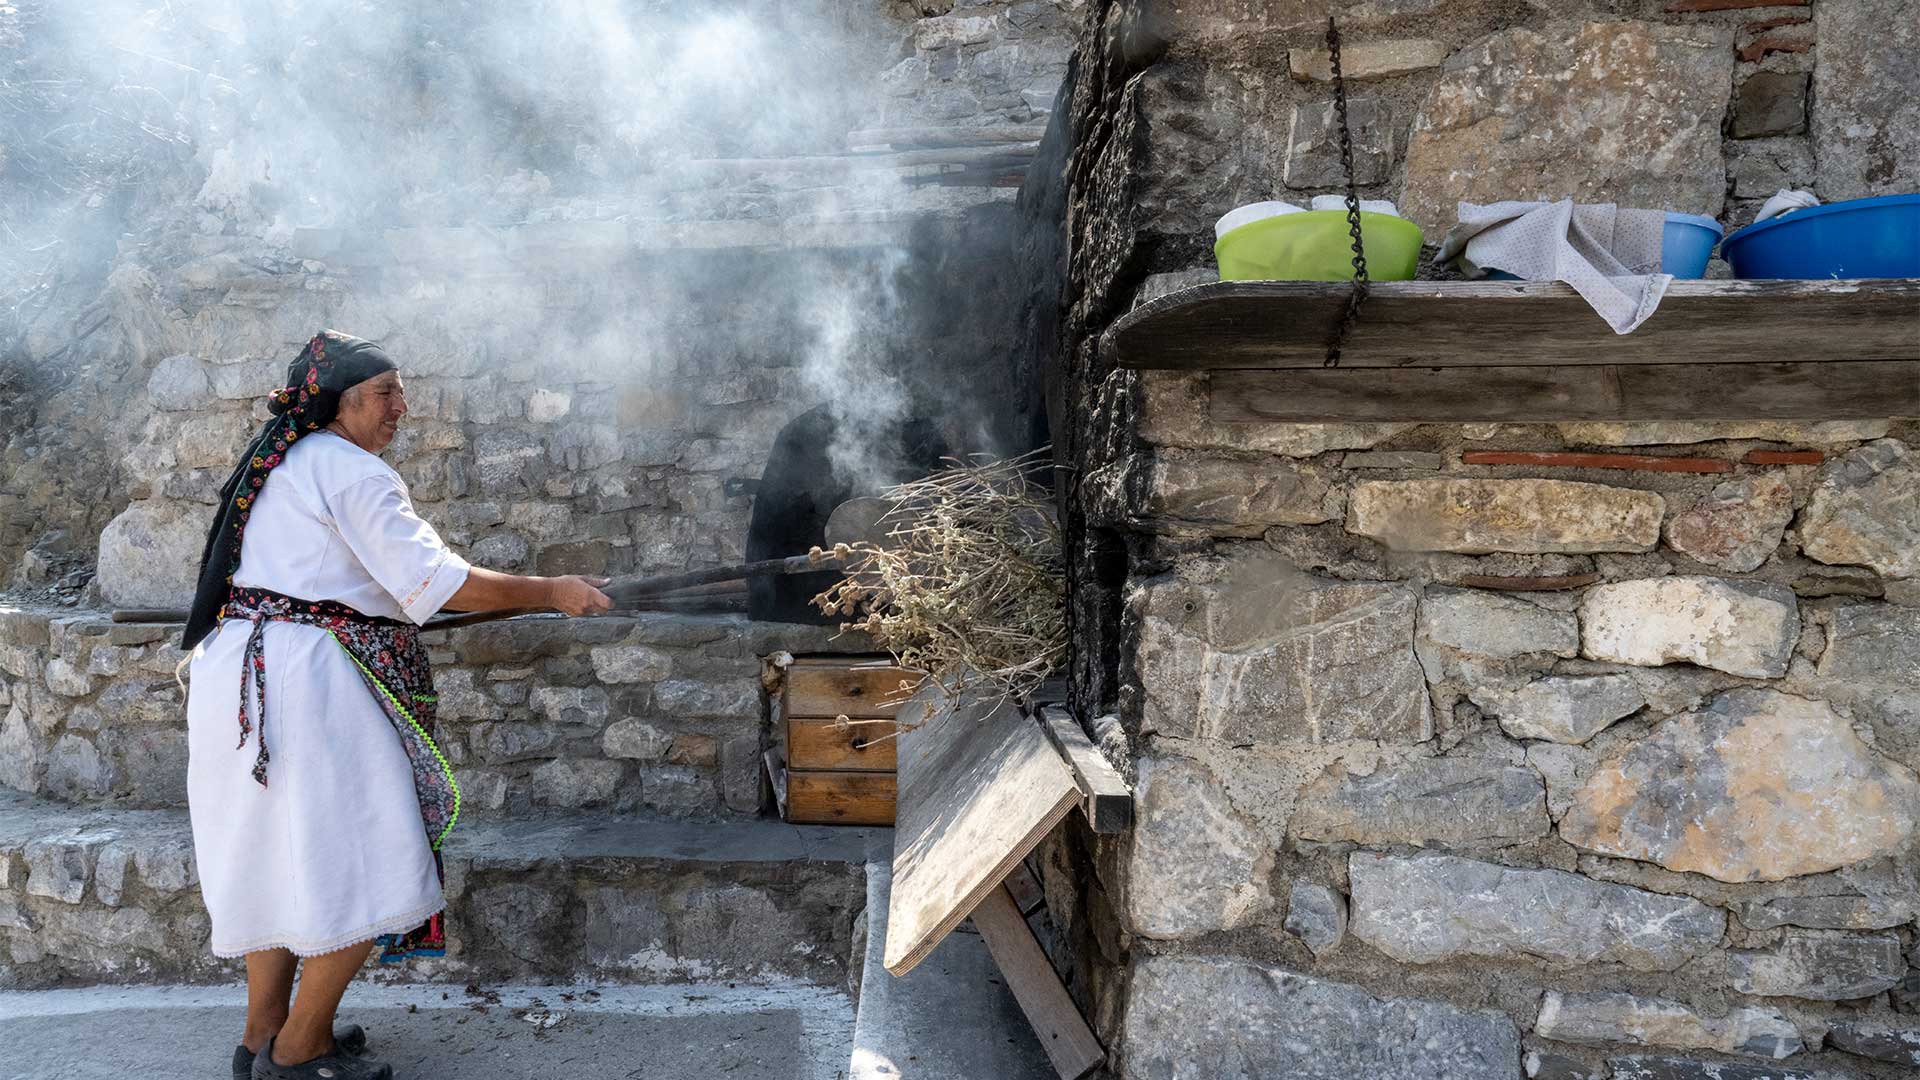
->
[719,734,762,813]
[1137,553,1431,745]
[471,428,545,494]
[1284,96,1393,189]
[96,501,215,609]
[1798,439,1920,579]
[651,678,758,719]
[1401,21,1732,236]
[1289,756,1548,848]
[1579,577,1798,678]
[23,829,118,904]
[1348,479,1663,554]
[635,764,715,816]
[1347,852,1724,971]
[1137,372,1410,457]
[1419,588,1579,660]
[1283,881,1347,957]
[525,388,572,423]
[207,359,281,401]
[1471,674,1644,744]
[1664,474,1794,573]
[42,735,113,800]
[602,718,673,762]
[468,722,564,764]
[1812,603,1920,768]
[1732,72,1808,140]
[1607,1056,1830,1080]
[146,355,213,411]
[1122,755,1273,940]
[1729,930,1906,1000]
[1141,452,1336,529]
[1534,991,1801,1060]
[527,686,608,726]
[528,758,623,809]
[1121,954,1521,1080]
[1560,690,1920,883]
[1527,741,1598,822]
[1813,0,1920,200]
[1826,1020,1920,1068]
[1290,39,1448,82]
[1558,420,1888,447]
[1735,894,1918,932]
[589,644,674,685]
[468,532,529,569]
[433,669,503,722]
[0,704,45,793]
[1728,138,1817,201]
[42,658,93,698]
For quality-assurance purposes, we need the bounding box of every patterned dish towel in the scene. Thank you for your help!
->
[1438,199,1671,334]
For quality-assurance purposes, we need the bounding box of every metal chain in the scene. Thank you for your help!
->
[1325,15,1370,368]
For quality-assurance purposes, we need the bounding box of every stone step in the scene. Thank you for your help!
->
[849,855,1052,1080]
[0,792,879,989]
[1,606,865,818]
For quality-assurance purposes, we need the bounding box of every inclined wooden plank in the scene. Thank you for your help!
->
[1104,279,1920,369]
[970,884,1106,1080]
[1210,360,1920,423]
[786,771,896,826]
[884,690,1081,976]
[787,717,900,771]
[1037,706,1133,834]
[786,663,921,718]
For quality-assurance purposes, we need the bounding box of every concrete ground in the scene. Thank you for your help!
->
[0,982,855,1080]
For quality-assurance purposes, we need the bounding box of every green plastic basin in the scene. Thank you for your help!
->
[1214,210,1424,282]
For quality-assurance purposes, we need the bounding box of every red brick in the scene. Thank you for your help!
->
[1461,451,1733,474]
[1667,0,1806,11]
[1743,449,1824,465]
[1739,33,1813,62]
[1451,573,1602,592]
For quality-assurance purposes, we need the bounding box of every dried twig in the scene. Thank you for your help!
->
[812,449,1066,720]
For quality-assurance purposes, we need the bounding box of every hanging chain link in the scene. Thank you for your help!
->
[1325,15,1370,368]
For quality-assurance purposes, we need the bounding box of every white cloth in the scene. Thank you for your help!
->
[1439,199,1672,334]
[186,431,470,957]
[1755,188,1819,223]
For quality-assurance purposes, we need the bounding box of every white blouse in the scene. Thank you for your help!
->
[230,430,470,623]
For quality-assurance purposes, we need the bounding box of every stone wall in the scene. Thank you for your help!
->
[1032,2,1920,1078]
[0,606,872,819]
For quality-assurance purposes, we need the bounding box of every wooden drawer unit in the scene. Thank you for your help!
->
[771,657,915,827]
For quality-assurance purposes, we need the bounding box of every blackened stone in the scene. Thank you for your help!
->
[1733,72,1808,139]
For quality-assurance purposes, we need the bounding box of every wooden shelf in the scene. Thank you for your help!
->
[1102,279,1920,423]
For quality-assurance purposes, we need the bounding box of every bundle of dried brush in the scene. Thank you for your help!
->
[812,449,1066,715]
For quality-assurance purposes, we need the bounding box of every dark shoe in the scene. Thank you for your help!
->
[233,1027,369,1079]
[249,1035,391,1080]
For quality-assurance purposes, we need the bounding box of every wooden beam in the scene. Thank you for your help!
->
[1103,279,1920,369]
[1037,705,1133,834]
[969,884,1105,1080]
[1209,360,1920,423]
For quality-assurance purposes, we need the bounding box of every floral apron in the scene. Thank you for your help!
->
[223,586,460,961]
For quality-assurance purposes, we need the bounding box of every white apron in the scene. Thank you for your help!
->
[186,431,470,957]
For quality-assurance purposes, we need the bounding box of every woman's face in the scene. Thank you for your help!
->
[335,370,409,452]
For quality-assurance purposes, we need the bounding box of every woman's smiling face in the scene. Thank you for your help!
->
[335,370,408,452]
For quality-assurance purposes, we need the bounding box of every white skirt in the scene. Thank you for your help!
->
[187,619,443,958]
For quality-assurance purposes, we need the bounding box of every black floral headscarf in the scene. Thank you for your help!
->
[182,331,397,649]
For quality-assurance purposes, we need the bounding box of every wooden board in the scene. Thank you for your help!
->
[786,661,920,718]
[1036,706,1133,834]
[1102,279,1920,370]
[1209,360,1920,423]
[786,770,896,826]
[883,691,1081,976]
[970,884,1105,1080]
[787,717,900,771]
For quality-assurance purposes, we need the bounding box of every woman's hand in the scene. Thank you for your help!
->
[546,575,614,617]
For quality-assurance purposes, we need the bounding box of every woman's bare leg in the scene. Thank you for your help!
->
[270,940,375,1066]
[242,948,298,1052]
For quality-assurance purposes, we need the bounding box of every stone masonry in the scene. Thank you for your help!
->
[1026,2,1920,1078]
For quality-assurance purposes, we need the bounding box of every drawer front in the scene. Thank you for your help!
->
[788,717,899,772]
[786,770,896,826]
[785,663,919,718]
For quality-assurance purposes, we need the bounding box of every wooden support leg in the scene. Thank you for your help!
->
[969,883,1105,1080]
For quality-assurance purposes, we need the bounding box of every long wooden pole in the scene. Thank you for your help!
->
[110,552,844,631]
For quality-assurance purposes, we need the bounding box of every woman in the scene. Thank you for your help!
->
[181,331,611,1080]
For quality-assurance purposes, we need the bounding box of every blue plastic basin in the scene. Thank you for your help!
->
[1721,194,1920,279]
[1485,211,1723,280]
